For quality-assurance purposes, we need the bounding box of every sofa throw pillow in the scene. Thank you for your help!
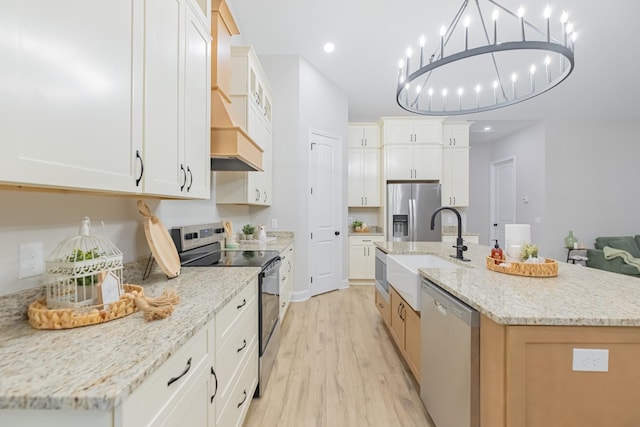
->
[596,236,640,258]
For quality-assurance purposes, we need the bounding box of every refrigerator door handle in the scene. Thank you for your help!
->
[409,198,415,241]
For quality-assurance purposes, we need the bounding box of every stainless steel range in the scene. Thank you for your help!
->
[171,223,281,397]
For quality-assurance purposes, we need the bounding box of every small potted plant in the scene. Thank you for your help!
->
[352,219,363,232]
[241,224,256,240]
[520,243,540,262]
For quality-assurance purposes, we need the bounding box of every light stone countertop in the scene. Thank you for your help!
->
[233,233,294,252]
[376,241,640,327]
[0,262,260,411]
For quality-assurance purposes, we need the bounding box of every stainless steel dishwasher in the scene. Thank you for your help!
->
[420,279,479,427]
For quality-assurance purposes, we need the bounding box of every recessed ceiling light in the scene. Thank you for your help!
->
[484,126,492,131]
[323,42,335,53]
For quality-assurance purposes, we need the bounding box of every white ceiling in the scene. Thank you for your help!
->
[228,0,640,143]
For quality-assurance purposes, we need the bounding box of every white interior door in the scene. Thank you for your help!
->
[309,130,342,296]
[490,157,516,247]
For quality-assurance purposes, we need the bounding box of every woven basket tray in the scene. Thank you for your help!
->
[28,284,143,330]
[486,256,558,277]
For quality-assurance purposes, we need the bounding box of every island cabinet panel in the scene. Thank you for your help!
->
[375,287,391,327]
[480,316,640,427]
[388,286,420,382]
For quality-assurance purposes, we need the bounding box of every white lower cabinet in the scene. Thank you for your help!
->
[349,236,384,280]
[120,323,210,426]
[279,243,295,322]
[0,280,258,427]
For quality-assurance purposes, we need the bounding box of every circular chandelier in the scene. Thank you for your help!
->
[396,0,577,116]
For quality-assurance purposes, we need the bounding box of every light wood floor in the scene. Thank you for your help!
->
[244,285,435,427]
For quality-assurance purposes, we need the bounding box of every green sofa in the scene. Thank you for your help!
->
[586,235,640,277]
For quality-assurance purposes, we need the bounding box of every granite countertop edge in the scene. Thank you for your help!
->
[375,241,640,327]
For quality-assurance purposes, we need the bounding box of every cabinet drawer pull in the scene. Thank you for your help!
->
[186,166,193,192]
[237,339,247,353]
[210,366,218,403]
[237,298,247,310]
[180,164,187,191]
[167,357,192,387]
[237,390,248,408]
[135,150,144,187]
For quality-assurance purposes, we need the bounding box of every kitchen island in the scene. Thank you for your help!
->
[376,241,640,427]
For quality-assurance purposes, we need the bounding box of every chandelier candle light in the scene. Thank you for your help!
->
[396,0,577,115]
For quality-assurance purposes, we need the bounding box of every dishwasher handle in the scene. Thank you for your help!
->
[422,279,479,327]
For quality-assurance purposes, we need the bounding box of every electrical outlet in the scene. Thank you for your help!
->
[19,242,44,279]
[271,218,278,229]
[572,348,609,372]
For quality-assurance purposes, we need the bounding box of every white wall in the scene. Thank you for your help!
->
[0,176,251,296]
[255,55,349,300]
[468,118,640,262]
[467,142,491,245]
[542,119,640,261]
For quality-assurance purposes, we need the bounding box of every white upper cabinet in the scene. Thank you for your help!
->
[348,123,381,207]
[382,118,443,181]
[0,0,211,198]
[228,46,273,149]
[441,122,471,207]
[141,0,211,198]
[442,122,470,147]
[0,0,144,193]
[382,118,442,145]
[216,46,274,206]
[348,124,380,148]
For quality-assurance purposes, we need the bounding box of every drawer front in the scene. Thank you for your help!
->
[215,295,258,403]
[350,235,384,246]
[216,281,257,345]
[122,326,208,427]
[216,338,259,427]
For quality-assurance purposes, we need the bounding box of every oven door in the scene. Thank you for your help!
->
[259,257,281,355]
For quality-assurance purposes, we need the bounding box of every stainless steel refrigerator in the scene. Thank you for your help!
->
[387,183,442,242]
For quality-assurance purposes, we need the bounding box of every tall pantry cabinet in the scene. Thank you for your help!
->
[441,122,471,207]
[348,124,381,207]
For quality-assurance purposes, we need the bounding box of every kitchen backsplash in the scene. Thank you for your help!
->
[0,181,253,297]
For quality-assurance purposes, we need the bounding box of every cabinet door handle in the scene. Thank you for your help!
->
[135,150,144,187]
[186,166,193,192]
[237,298,247,310]
[180,164,187,191]
[264,191,268,203]
[237,390,248,408]
[282,301,286,308]
[210,366,218,403]
[237,339,247,353]
[167,357,192,387]
[365,196,368,205]
[378,302,384,309]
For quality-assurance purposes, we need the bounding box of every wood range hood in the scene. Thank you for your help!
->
[210,0,263,172]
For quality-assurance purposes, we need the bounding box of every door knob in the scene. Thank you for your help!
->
[335,231,340,236]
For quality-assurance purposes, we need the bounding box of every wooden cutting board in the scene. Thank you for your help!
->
[137,200,180,278]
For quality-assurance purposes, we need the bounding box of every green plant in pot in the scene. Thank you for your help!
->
[242,224,256,240]
[352,219,363,232]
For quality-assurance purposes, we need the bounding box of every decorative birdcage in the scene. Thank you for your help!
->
[45,217,124,309]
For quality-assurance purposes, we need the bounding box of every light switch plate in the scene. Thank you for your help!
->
[19,242,44,279]
[572,348,609,372]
